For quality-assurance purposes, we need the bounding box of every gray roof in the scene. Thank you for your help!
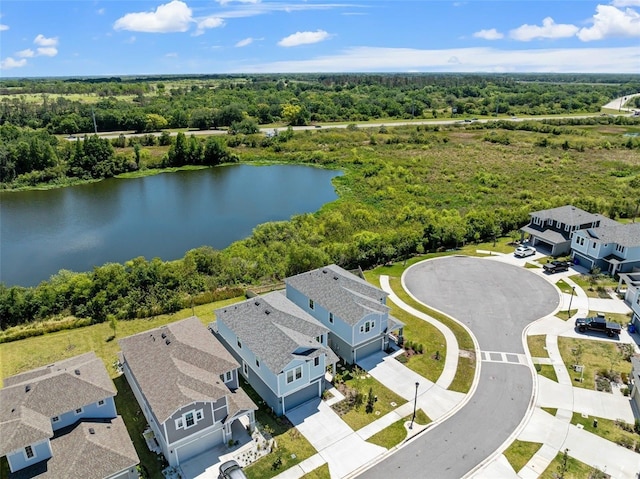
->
[286,264,389,326]
[0,352,117,456]
[584,223,640,247]
[215,291,332,374]
[119,316,253,424]
[386,315,405,333]
[529,205,616,227]
[10,417,139,479]
[521,225,570,244]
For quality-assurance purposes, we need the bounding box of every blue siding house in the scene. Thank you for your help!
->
[0,352,139,479]
[286,264,404,364]
[213,291,338,416]
[119,316,257,468]
[571,223,640,276]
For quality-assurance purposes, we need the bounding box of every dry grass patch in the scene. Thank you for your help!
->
[527,335,548,358]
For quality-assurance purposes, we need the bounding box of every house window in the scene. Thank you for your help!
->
[243,361,249,377]
[360,320,375,333]
[328,312,333,323]
[316,334,323,344]
[24,445,35,460]
[616,244,625,253]
[97,399,105,407]
[74,407,83,415]
[287,366,303,384]
[185,412,195,428]
[220,371,233,383]
[237,337,242,348]
[176,418,184,429]
[314,357,320,367]
[196,411,203,421]
[309,299,314,310]
[52,416,59,423]
[175,409,204,430]
[592,242,596,248]
[256,357,260,367]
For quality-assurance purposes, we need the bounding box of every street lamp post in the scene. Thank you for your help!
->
[410,382,419,429]
[568,286,576,318]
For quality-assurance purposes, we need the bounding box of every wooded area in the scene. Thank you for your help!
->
[1,74,639,336]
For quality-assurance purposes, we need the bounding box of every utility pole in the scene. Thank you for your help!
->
[92,108,98,134]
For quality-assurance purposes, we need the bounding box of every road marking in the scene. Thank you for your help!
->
[480,351,528,365]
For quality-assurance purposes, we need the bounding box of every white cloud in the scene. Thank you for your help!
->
[578,5,640,41]
[125,36,137,44]
[0,24,8,31]
[97,8,105,15]
[0,57,27,69]
[36,47,58,57]
[194,16,224,36]
[278,29,330,47]
[238,45,640,74]
[165,52,178,57]
[114,0,193,33]
[473,28,503,40]
[235,37,253,47]
[510,17,578,41]
[34,34,58,47]
[217,0,260,4]
[16,49,35,58]
[611,0,640,6]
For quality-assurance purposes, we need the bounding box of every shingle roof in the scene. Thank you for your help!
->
[586,223,640,247]
[9,417,139,479]
[215,291,331,374]
[0,352,116,456]
[530,205,615,227]
[118,316,250,424]
[285,264,389,326]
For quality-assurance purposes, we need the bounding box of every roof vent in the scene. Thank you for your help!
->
[254,301,260,306]
[265,309,271,315]
[333,275,339,280]
[165,339,171,345]
[75,369,81,375]
[322,269,327,274]
[161,333,167,339]
[89,428,95,435]
[25,385,31,393]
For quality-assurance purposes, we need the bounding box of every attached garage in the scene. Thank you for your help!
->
[174,427,224,465]
[283,380,320,414]
[354,337,383,363]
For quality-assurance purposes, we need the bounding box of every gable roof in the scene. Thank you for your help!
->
[215,291,331,374]
[9,417,139,479]
[118,316,247,424]
[582,222,640,247]
[286,264,389,325]
[529,205,616,227]
[0,352,116,456]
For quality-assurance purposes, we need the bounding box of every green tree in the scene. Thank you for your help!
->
[144,113,168,132]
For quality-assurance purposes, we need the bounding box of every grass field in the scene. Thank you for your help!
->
[366,410,431,449]
[503,439,543,473]
[570,413,639,449]
[527,335,548,358]
[300,464,330,479]
[540,450,607,479]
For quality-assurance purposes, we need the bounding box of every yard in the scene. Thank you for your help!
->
[540,450,607,479]
[570,413,640,451]
[366,410,431,449]
[570,273,621,299]
[503,439,543,473]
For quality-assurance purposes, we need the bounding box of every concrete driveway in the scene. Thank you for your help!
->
[360,256,559,479]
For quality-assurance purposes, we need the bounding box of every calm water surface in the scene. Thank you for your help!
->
[0,164,341,287]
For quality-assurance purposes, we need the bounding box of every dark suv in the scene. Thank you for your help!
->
[219,460,248,479]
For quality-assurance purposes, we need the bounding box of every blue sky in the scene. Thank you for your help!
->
[1,0,639,77]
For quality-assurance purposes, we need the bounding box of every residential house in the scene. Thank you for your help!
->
[213,291,338,416]
[285,264,404,364]
[0,352,139,479]
[619,273,640,328]
[521,205,617,256]
[571,223,640,276]
[119,317,257,468]
[630,356,640,416]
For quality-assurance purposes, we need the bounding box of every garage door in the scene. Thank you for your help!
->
[175,427,224,465]
[284,381,320,413]
[355,338,383,362]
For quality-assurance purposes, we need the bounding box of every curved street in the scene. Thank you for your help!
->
[359,256,559,479]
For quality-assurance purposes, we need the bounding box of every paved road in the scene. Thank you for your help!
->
[359,256,559,479]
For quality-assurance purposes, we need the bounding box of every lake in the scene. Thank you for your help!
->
[0,164,341,287]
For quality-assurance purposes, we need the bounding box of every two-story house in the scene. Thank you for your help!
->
[0,352,139,479]
[571,223,640,276]
[119,316,257,468]
[213,291,338,416]
[521,205,617,256]
[285,264,404,364]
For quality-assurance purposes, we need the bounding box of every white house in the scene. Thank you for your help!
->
[285,264,404,364]
[119,317,257,468]
[213,291,338,416]
[0,352,139,479]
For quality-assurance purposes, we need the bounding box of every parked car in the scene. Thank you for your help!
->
[219,460,248,479]
[575,313,621,338]
[514,245,536,257]
[543,260,571,273]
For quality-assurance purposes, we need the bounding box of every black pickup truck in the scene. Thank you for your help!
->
[575,313,622,337]
[543,260,571,273]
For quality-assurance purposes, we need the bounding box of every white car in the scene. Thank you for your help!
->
[514,245,535,257]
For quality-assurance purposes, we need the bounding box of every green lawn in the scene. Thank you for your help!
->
[331,363,407,431]
[0,297,243,382]
[569,274,620,299]
[570,413,639,448]
[503,440,543,473]
[527,335,548,358]
[541,407,557,416]
[540,451,607,479]
[536,364,558,382]
[300,464,331,479]
[366,410,431,449]
[557,337,632,390]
